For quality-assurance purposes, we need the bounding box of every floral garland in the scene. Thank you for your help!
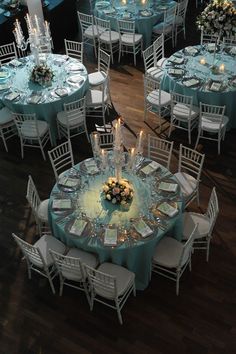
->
[103,177,134,205]
[30,64,54,86]
[196,0,236,38]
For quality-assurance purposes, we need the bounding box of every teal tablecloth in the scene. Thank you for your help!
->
[0,54,89,144]
[48,156,184,290]
[162,45,236,130]
[95,0,176,48]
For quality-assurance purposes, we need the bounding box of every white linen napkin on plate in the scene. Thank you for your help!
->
[104,229,117,246]
[141,161,161,175]
[157,202,178,217]
[158,182,178,193]
[52,199,72,210]
[134,219,153,238]
[70,218,87,236]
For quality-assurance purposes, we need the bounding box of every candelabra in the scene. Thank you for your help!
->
[13,14,52,65]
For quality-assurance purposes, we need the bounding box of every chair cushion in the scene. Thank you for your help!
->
[174,172,197,198]
[153,23,173,34]
[173,103,199,120]
[84,24,100,38]
[88,71,107,86]
[153,237,183,268]
[121,33,142,44]
[201,115,229,132]
[0,107,14,125]
[99,30,119,43]
[37,198,49,222]
[147,90,171,106]
[57,111,84,127]
[157,57,167,67]
[33,235,66,267]
[21,120,48,138]
[183,212,211,240]
[61,248,98,281]
[97,262,135,298]
[147,66,163,81]
[86,89,108,106]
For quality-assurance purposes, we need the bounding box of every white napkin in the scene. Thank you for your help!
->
[169,56,184,64]
[5,92,20,101]
[104,229,117,246]
[28,94,42,104]
[55,88,68,97]
[52,199,72,210]
[185,46,198,55]
[68,75,84,84]
[70,218,87,236]
[210,82,222,92]
[84,159,99,174]
[134,219,153,238]
[183,78,199,87]
[58,176,79,188]
[158,182,178,193]
[9,59,22,67]
[0,71,9,79]
[0,83,10,91]
[157,202,178,217]
[168,68,184,76]
[141,161,161,175]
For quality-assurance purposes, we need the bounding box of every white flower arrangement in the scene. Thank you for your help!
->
[103,177,134,205]
[30,64,54,86]
[196,0,236,38]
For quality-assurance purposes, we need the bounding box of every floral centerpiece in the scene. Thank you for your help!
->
[30,64,54,86]
[196,0,236,38]
[103,177,134,205]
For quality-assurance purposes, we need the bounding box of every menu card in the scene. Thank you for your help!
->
[84,159,99,174]
[158,182,178,193]
[52,199,72,210]
[141,161,161,175]
[157,202,178,217]
[70,218,87,236]
[104,228,117,246]
[134,219,153,238]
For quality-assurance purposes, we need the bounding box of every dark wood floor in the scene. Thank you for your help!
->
[0,1,236,353]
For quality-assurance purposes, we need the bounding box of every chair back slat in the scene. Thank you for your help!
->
[0,42,18,64]
[179,144,205,182]
[50,250,85,281]
[12,233,44,268]
[148,135,173,169]
[48,140,74,180]
[179,224,197,267]
[206,187,219,232]
[26,175,41,215]
[64,39,83,63]
[85,265,116,299]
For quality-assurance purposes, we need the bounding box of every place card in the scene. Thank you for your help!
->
[158,182,178,193]
[133,219,153,238]
[4,92,20,101]
[141,161,161,175]
[157,202,178,217]
[52,199,72,210]
[69,218,87,236]
[104,228,118,246]
[206,43,217,52]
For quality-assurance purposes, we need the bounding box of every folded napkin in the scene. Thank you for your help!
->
[158,182,178,193]
[141,161,161,175]
[5,92,20,101]
[183,78,199,87]
[104,8,116,14]
[68,75,84,85]
[52,199,72,210]
[67,63,83,71]
[185,46,198,55]
[58,176,79,188]
[9,59,22,67]
[140,10,152,17]
[210,82,222,92]
[84,159,99,174]
[157,202,178,217]
[134,219,153,238]
[104,228,117,246]
[28,94,42,104]
[69,218,87,236]
[0,83,10,91]
[0,71,9,79]
[168,68,184,76]
[169,56,184,65]
[55,88,68,97]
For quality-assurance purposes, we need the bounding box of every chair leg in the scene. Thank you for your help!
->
[188,121,191,145]
[1,130,8,152]
[206,238,211,262]
[47,272,56,294]
[176,272,180,296]
[195,131,200,150]
[115,300,123,325]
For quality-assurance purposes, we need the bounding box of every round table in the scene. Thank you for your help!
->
[48,155,184,290]
[0,54,89,144]
[162,44,236,130]
[95,0,176,49]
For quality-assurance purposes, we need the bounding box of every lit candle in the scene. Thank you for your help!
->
[121,0,127,4]
[141,0,146,4]
[44,20,50,37]
[128,147,136,170]
[26,13,32,32]
[219,63,225,73]
[137,130,143,151]
[34,14,40,34]
[200,57,206,65]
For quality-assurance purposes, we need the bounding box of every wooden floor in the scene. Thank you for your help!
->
[0,1,236,353]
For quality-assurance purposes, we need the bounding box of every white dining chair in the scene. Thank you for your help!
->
[64,39,84,63]
[182,187,219,262]
[48,140,74,181]
[84,262,136,325]
[143,75,171,133]
[50,248,99,299]
[77,11,99,57]
[0,42,18,64]
[147,135,173,170]
[95,17,120,64]
[117,19,143,66]
[142,34,166,82]
[12,233,66,294]
[90,131,114,157]
[152,4,177,47]
[0,106,17,152]
[56,97,89,142]
[195,103,229,155]
[200,30,219,45]
[169,92,199,145]
[13,112,52,160]
[88,48,110,87]
[26,175,50,236]
[174,0,189,46]
[174,144,205,207]
[152,224,197,295]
